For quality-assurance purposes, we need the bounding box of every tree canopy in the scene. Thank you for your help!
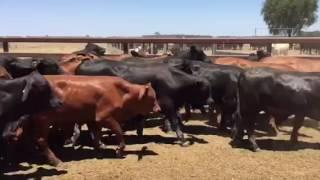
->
[261,0,318,37]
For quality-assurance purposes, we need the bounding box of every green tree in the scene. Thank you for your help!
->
[261,0,318,37]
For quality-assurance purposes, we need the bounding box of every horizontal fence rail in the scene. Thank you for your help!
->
[1,36,320,58]
[1,36,320,44]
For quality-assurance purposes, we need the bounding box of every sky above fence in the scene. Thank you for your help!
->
[1,0,319,36]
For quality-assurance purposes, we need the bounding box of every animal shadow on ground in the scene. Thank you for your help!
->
[183,112,209,122]
[256,139,320,151]
[1,167,67,180]
[180,112,231,137]
[231,139,320,152]
[52,132,159,163]
[0,159,33,174]
[182,124,230,137]
[101,132,208,146]
[279,118,320,133]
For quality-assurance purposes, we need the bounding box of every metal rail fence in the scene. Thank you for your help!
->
[1,36,320,58]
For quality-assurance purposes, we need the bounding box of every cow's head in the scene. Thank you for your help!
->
[84,43,106,56]
[187,46,212,63]
[138,83,161,115]
[36,58,65,75]
[6,58,39,78]
[256,49,270,61]
[22,72,62,112]
[59,55,92,74]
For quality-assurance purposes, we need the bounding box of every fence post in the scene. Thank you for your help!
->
[122,43,128,54]
[149,43,154,54]
[3,41,9,52]
[211,44,217,55]
[266,43,272,54]
[163,43,168,53]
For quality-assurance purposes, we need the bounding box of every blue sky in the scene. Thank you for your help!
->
[0,0,319,36]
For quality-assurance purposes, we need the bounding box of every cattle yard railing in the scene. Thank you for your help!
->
[1,36,320,58]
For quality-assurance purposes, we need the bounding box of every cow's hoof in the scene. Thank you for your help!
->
[95,143,108,150]
[229,140,240,148]
[251,146,261,152]
[162,127,173,133]
[115,149,125,158]
[98,143,108,150]
[50,159,63,167]
[179,140,191,147]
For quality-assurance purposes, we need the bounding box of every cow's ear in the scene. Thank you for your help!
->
[22,80,32,102]
[139,85,149,99]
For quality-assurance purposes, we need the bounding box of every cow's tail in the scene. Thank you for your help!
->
[231,73,243,140]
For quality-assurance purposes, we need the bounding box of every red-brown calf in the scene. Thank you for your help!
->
[31,75,160,166]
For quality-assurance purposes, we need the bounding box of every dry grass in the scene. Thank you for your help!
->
[2,113,320,180]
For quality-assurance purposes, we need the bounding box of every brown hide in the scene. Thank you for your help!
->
[59,54,93,74]
[0,66,12,79]
[31,75,160,166]
[261,57,320,72]
[215,57,295,71]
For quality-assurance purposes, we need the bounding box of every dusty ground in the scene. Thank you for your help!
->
[1,112,320,180]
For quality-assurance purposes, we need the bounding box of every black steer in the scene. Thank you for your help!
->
[0,56,65,78]
[182,61,243,129]
[231,67,320,151]
[73,43,106,56]
[0,72,62,162]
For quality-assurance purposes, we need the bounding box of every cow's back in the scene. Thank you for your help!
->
[42,76,129,124]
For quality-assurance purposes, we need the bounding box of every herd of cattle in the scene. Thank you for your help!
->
[0,43,320,168]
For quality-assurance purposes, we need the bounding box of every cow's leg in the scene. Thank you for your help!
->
[64,123,81,147]
[247,115,260,152]
[136,117,144,138]
[208,105,218,126]
[290,115,304,144]
[184,104,191,121]
[87,122,106,150]
[169,111,187,146]
[106,120,126,158]
[208,105,215,124]
[163,118,173,132]
[219,111,232,131]
[200,106,207,115]
[268,116,281,136]
[230,112,245,148]
[65,123,81,147]
[3,141,18,167]
[35,122,62,166]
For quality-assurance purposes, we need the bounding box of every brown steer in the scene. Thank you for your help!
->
[215,57,295,71]
[31,75,160,166]
[261,56,320,72]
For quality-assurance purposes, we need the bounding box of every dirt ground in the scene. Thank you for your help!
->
[1,112,320,180]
